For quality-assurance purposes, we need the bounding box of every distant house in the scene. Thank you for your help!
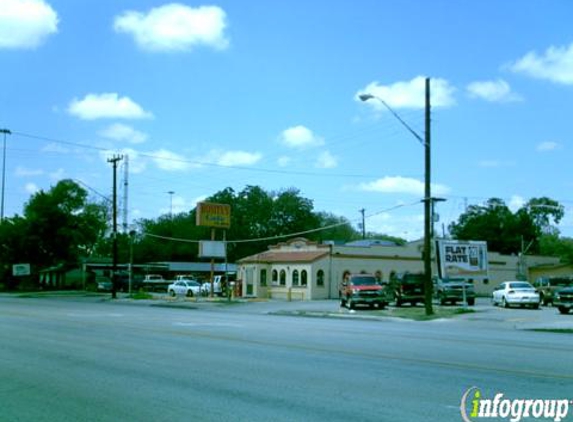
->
[237,237,561,300]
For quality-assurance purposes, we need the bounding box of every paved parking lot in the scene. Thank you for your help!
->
[138,294,573,331]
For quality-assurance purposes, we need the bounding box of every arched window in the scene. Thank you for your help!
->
[317,270,325,287]
[292,270,299,286]
[301,270,308,286]
[280,269,286,286]
[260,269,267,287]
[272,269,278,285]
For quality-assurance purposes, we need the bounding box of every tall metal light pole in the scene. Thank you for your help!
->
[360,77,434,315]
[0,128,12,221]
[168,190,175,218]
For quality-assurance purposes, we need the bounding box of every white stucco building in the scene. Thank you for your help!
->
[237,237,561,300]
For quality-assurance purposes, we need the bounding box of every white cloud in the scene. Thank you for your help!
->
[49,168,65,180]
[508,195,526,212]
[215,150,262,166]
[151,149,192,171]
[15,166,43,177]
[536,141,560,152]
[99,123,148,144]
[315,151,337,169]
[279,125,324,149]
[114,4,229,52]
[467,79,522,102]
[0,0,58,49]
[99,149,147,174]
[358,176,450,196]
[277,156,291,167]
[42,142,69,154]
[357,76,456,110]
[24,182,40,194]
[367,212,424,241]
[509,42,573,85]
[68,93,153,120]
[160,194,187,215]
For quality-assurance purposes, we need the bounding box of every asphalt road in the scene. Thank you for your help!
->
[1,295,572,422]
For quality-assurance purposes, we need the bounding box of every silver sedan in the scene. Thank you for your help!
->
[167,280,202,297]
[492,281,540,309]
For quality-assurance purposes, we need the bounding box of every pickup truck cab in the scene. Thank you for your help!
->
[434,277,475,306]
[201,275,224,296]
[339,274,388,310]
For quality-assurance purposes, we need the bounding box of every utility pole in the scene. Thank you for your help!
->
[108,155,123,299]
[0,128,12,221]
[423,77,433,316]
[359,208,366,239]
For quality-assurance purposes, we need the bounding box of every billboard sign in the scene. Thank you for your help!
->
[13,263,31,276]
[436,240,488,279]
[199,241,227,259]
[196,202,231,228]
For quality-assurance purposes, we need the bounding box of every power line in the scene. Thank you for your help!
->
[141,200,419,245]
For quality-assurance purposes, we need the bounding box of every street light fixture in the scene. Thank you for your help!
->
[360,77,434,315]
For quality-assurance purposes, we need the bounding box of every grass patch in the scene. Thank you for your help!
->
[373,305,476,321]
[130,290,154,300]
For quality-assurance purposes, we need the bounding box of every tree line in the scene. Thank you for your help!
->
[0,179,571,289]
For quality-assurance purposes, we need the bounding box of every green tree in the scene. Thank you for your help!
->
[22,179,108,268]
[449,197,564,255]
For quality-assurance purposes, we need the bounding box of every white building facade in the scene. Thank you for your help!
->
[237,238,560,300]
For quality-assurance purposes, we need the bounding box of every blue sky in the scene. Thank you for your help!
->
[0,0,572,241]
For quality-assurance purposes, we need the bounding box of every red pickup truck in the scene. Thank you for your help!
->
[339,274,389,309]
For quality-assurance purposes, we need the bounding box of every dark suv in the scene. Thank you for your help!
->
[533,276,573,306]
[434,277,475,306]
[553,287,573,314]
[389,272,425,307]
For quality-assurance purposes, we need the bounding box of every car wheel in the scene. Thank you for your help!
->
[439,294,447,306]
[186,290,194,297]
[467,298,475,306]
[558,307,570,315]
[395,296,402,307]
[502,297,510,308]
[531,303,539,310]
[169,290,176,297]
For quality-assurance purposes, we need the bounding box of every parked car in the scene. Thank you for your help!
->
[553,286,573,315]
[492,281,540,309]
[533,276,573,306]
[167,280,202,297]
[433,277,475,306]
[96,277,112,292]
[388,272,425,306]
[339,273,389,309]
[201,275,224,296]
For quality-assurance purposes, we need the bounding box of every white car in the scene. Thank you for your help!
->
[167,280,202,297]
[492,281,540,309]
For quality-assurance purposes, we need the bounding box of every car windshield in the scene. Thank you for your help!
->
[549,278,572,287]
[441,278,465,284]
[508,282,532,289]
[187,281,200,286]
[351,277,377,286]
[402,275,424,284]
